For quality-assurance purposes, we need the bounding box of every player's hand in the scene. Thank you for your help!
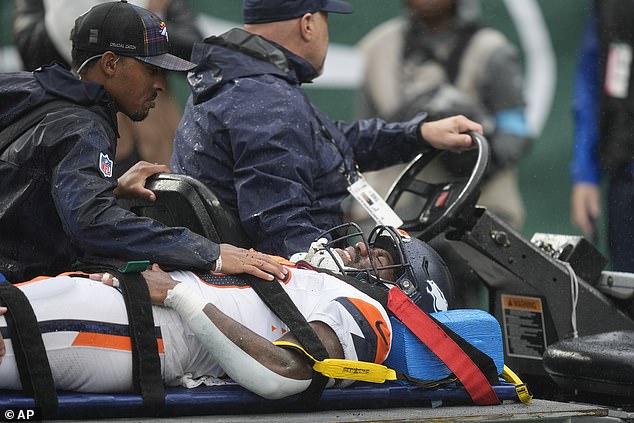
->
[141,264,179,304]
[219,244,288,281]
[571,183,601,239]
[0,306,6,365]
[113,161,170,201]
[420,115,483,152]
[90,265,178,304]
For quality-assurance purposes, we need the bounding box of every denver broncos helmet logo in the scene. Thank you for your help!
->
[425,279,448,312]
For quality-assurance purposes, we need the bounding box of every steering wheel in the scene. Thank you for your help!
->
[385,131,490,241]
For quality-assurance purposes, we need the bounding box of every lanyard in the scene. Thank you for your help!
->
[309,104,403,228]
[310,105,360,184]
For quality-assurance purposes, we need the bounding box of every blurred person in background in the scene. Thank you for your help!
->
[571,0,634,272]
[354,0,531,309]
[354,0,532,231]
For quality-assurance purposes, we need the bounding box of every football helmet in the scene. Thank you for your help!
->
[309,223,455,312]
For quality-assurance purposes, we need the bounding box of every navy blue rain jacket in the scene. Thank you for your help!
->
[0,65,219,282]
[172,29,429,257]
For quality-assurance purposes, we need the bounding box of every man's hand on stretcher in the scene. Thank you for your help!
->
[219,244,287,281]
[90,244,288,294]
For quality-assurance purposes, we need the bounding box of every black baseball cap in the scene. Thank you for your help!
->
[243,0,353,24]
[71,0,195,71]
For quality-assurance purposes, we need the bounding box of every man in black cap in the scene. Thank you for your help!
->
[0,1,286,283]
[172,0,483,259]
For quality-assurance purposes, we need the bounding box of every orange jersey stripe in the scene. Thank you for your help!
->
[72,332,165,354]
[346,297,391,363]
[274,257,296,267]
[16,271,91,286]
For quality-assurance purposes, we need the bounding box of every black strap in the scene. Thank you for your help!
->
[117,270,165,410]
[0,100,83,156]
[73,262,165,410]
[0,282,58,417]
[241,274,330,407]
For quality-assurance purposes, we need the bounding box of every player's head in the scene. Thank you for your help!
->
[317,224,454,312]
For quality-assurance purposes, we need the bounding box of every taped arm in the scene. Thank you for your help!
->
[164,282,345,399]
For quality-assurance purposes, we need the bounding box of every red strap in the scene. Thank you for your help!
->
[387,287,500,405]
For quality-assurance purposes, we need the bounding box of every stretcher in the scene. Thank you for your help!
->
[0,382,527,420]
[0,307,521,419]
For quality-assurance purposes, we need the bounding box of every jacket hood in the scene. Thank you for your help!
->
[35,64,111,106]
[188,28,318,105]
[0,64,114,131]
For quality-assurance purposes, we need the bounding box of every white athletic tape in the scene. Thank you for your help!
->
[164,283,207,321]
[164,282,310,399]
[102,273,120,288]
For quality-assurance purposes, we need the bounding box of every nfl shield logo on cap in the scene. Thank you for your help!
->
[99,153,113,178]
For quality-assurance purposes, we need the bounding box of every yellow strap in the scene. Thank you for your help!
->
[313,359,399,383]
[273,340,399,384]
[501,365,533,404]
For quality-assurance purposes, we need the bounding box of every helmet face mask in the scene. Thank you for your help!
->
[315,223,378,279]
[315,224,455,313]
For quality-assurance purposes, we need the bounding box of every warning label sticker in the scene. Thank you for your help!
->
[501,294,547,360]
